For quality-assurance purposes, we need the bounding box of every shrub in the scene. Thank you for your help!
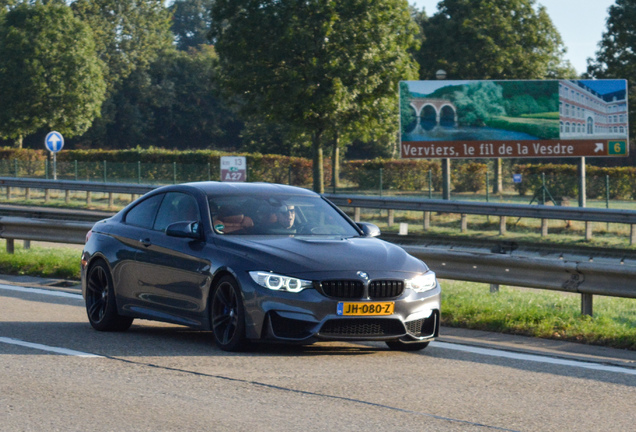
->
[453,162,488,193]
[513,163,636,201]
[343,159,441,191]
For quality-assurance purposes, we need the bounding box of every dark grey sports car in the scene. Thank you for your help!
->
[81,182,440,351]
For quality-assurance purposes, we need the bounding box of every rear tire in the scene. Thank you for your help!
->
[385,340,430,352]
[85,260,133,332]
[210,276,248,352]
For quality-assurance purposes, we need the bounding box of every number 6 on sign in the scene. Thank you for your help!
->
[609,141,627,156]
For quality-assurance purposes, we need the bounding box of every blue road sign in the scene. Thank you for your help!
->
[45,131,64,153]
[513,174,522,183]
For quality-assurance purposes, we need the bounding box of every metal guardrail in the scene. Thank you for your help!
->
[0,212,634,315]
[324,194,636,225]
[0,204,114,222]
[0,177,156,195]
[0,178,635,315]
[0,217,94,245]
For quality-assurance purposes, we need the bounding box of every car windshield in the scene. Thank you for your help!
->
[208,193,360,236]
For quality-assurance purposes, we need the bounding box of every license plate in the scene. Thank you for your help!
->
[337,302,394,316]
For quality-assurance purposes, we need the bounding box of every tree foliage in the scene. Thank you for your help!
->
[415,0,576,80]
[71,0,173,93]
[210,0,419,192]
[587,0,636,139]
[0,2,106,147]
[72,45,241,150]
[450,82,506,126]
[169,0,215,50]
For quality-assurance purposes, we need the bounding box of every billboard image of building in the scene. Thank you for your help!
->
[559,80,627,139]
[400,79,628,159]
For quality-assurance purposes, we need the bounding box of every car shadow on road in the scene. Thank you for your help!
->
[0,320,382,358]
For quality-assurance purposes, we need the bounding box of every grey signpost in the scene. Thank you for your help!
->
[45,131,64,181]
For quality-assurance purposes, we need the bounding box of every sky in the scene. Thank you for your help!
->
[411,0,616,76]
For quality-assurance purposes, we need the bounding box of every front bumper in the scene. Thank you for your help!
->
[237,271,441,344]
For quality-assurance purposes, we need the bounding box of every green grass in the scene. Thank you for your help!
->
[0,242,81,280]
[486,115,559,140]
[442,280,636,350]
[520,112,561,120]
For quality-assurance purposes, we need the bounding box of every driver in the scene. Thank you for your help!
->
[276,204,296,230]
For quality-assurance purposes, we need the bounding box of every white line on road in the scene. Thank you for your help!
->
[0,337,103,358]
[2,283,634,374]
[0,283,82,299]
[431,341,636,376]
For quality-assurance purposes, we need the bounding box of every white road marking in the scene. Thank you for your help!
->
[431,341,636,376]
[0,283,82,299]
[0,337,102,358]
[2,283,634,374]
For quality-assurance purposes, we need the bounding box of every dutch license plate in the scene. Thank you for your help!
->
[337,302,394,316]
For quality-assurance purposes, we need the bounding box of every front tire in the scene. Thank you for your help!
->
[210,276,247,351]
[385,340,430,352]
[85,260,133,332]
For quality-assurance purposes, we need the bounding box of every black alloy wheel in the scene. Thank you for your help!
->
[385,340,430,352]
[211,276,247,351]
[85,260,133,331]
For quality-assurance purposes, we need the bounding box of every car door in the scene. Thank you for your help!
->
[133,192,211,326]
[111,193,165,310]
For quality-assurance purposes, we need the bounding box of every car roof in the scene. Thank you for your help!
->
[180,181,319,197]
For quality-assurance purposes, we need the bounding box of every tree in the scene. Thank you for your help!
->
[69,0,175,148]
[415,0,576,80]
[71,45,242,150]
[169,0,215,51]
[0,2,106,148]
[587,0,636,140]
[211,0,419,192]
[451,81,506,126]
[71,0,173,94]
[413,0,576,195]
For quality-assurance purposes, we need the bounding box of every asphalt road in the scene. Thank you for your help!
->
[1,279,635,432]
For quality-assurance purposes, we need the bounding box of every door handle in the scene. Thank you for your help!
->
[140,238,152,247]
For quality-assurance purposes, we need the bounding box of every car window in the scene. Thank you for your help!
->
[153,192,200,232]
[209,193,359,236]
[125,194,164,229]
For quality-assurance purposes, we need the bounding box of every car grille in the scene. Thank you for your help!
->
[320,280,364,299]
[319,318,405,337]
[368,280,404,299]
[319,279,404,299]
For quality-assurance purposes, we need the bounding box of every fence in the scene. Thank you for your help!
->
[1,158,635,209]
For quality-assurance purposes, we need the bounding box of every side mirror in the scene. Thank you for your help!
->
[357,222,381,237]
[166,221,202,240]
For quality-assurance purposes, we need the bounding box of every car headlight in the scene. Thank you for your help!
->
[405,272,437,293]
[249,271,313,293]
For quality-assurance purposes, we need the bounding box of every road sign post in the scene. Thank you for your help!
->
[44,131,64,181]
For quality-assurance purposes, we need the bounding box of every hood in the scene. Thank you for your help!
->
[213,235,426,276]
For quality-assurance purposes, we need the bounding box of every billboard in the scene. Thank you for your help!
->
[400,79,629,159]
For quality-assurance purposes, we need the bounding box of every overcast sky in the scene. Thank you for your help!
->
[411,0,616,76]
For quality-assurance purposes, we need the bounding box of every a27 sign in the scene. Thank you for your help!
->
[220,156,247,182]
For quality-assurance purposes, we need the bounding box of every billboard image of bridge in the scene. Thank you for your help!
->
[400,79,628,159]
